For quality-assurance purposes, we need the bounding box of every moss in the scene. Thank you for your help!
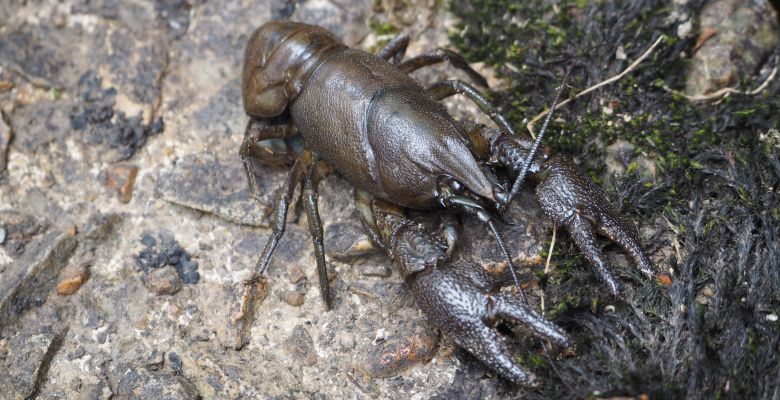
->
[367,17,400,36]
[448,0,780,398]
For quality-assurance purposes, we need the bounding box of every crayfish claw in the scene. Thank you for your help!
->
[535,156,654,295]
[407,259,564,385]
[491,292,572,349]
[358,192,568,385]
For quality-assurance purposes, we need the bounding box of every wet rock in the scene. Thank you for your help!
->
[0,115,10,175]
[156,152,279,227]
[0,309,68,400]
[115,365,200,400]
[361,322,439,378]
[0,231,77,328]
[460,189,547,276]
[283,325,318,367]
[104,164,139,203]
[56,263,90,296]
[135,230,200,285]
[686,0,779,95]
[281,289,305,306]
[142,265,182,296]
[325,221,380,262]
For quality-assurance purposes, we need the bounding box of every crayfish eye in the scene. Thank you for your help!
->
[449,179,464,193]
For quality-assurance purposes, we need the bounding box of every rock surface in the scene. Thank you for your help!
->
[0,0,580,398]
[685,0,779,95]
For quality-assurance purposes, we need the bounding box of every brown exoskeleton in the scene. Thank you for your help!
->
[239,21,654,385]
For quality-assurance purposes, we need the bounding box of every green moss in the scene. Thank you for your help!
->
[449,0,780,398]
[367,17,400,36]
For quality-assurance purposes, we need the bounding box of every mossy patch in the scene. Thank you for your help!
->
[447,0,780,398]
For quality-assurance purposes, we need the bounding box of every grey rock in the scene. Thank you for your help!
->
[283,325,318,367]
[142,266,182,296]
[194,282,267,350]
[0,308,68,400]
[325,221,380,262]
[359,263,392,278]
[0,211,47,258]
[460,188,548,276]
[292,0,374,46]
[0,231,77,329]
[7,100,69,154]
[156,152,279,227]
[175,344,303,398]
[0,25,72,89]
[281,289,306,306]
[115,365,200,400]
[686,0,779,95]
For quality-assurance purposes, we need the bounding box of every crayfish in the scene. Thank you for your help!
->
[239,21,653,385]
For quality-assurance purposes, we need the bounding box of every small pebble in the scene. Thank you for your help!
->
[767,314,778,322]
[0,227,6,244]
[168,352,183,373]
[289,266,306,284]
[104,164,139,203]
[57,264,90,295]
[143,266,182,295]
[66,225,78,237]
[281,290,305,306]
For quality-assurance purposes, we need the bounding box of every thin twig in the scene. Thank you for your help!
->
[541,224,557,317]
[527,36,665,137]
[662,64,778,102]
[545,224,557,274]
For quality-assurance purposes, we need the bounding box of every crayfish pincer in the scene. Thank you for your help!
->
[239,21,654,385]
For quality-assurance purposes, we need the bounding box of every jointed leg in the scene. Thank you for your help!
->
[240,117,296,199]
[460,121,544,175]
[428,80,517,137]
[377,33,409,64]
[302,158,333,309]
[398,48,488,88]
[245,151,312,284]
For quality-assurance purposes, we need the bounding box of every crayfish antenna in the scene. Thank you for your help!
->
[505,59,579,205]
[441,194,528,302]
[486,218,528,304]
